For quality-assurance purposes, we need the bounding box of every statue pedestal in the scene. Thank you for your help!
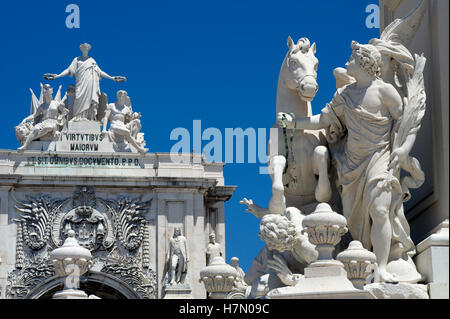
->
[267,265,375,299]
[27,120,139,153]
[364,283,429,299]
[414,220,449,299]
[163,284,192,299]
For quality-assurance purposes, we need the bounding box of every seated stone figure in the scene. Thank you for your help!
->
[16,84,68,151]
[102,90,148,154]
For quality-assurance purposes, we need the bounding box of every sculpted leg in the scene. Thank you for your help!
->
[176,256,185,283]
[18,127,52,152]
[268,155,287,215]
[125,132,148,154]
[170,255,178,284]
[312,146,332,203]
[370,189,398,283]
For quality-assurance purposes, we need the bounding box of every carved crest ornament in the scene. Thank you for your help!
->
[6,187,156,299]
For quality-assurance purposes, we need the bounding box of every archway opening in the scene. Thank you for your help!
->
[38,280,128,299]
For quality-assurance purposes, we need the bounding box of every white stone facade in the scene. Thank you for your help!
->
[0,150,235,299]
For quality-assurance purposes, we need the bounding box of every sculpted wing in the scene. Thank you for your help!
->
[29,88,40,116]
[54,85,63,103]
[380,0,427,47]
[393,54,427,198]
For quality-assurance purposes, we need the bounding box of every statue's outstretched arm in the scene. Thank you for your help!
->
[99,70,127,83]
[44,69,70,81]
[240,198,270,219]
[277,113,330,131]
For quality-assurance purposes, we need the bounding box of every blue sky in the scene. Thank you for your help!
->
[0,0,379,271]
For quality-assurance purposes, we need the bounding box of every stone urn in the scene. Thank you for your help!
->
[199,256,237,299]
[337,241,377,289]
[302,203,348,268]
[50,230,93,299]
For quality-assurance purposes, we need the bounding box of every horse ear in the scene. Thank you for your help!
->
[287,36,294,50]
[311,42,317,54]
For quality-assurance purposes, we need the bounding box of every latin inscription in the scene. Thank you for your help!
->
[26,156,142,168]
[63,132,105,152]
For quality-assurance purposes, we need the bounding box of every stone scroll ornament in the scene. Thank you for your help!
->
[12,194,69,251]
[99,196,152,251]
[276,0,428,283]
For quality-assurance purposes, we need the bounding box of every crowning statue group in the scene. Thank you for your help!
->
[241,0,428,297]
[16,43,148,154]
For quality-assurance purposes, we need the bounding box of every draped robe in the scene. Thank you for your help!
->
[322,87,415,260]
[68,57,102,120]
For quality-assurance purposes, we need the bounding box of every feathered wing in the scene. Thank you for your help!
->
[380,0,427,47]
[29,87,40,116]
[54,85,63,103]
[393,54,427,200]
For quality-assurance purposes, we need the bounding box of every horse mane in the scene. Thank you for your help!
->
[290,38,311,55]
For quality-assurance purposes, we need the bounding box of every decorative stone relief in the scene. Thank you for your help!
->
[6,258,55,299]
[101,256,157,299]
[100,195,152,251]
[7,186,155,299]
[13,194,69,251]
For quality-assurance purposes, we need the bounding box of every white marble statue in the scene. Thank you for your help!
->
[269,36,331,213]
[241,156,317,298]
[44,43,126,122]
[16,84,69,151]
[205,232,222,265]
[277,37,426,283]
[230,257,247,292]
[166,227,189,285]
[102,90,148,154]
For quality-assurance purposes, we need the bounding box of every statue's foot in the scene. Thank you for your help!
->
[378,268,399,283]
[138,148,149,155]
[17,146,26,153]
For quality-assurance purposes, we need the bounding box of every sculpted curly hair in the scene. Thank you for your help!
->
[259,214,298,252]
[351,41,382,79]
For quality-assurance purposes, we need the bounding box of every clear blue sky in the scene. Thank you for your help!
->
[0,0,379,271]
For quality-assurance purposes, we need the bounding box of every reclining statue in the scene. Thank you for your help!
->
[102,90,148,154]
[16,84,68,151]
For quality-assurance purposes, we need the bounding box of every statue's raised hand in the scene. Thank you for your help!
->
[43,74,57,81]
[114,76,127,83]
[277,112,295,129]
[240,198,267,219]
